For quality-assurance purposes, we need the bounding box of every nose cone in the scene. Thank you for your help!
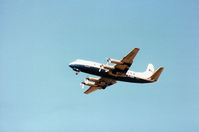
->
[69,62,74,68]
[69,61,80,72]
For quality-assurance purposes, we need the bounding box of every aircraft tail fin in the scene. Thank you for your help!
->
[146,64,154,73]
[149,67,164,81]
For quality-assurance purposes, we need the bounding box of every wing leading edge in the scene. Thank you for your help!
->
[109,48,139,76]
[84,77,116,94]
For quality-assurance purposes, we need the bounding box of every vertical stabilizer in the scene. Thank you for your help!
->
[139,64,154,79]
[149,67,164,81]
[146,64,154,73]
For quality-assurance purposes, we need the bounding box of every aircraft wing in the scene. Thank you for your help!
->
[110,48,139,76]
[84,86,100,94]
[84,77,116,94]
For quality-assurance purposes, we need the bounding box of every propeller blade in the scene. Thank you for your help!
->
[106,58,111,63]
[106,58,111,65]
[80,77,89,89]
[99,64,103,72]
[82,84,84,89]
[80,82,85,89]
[85,78,88,83]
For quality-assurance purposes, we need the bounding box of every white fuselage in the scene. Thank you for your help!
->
[69,59,153,83]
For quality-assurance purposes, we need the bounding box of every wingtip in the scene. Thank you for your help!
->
[131,48,140,53]
[84,91,89,94]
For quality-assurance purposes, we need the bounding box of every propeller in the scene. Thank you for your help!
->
[106,57,112,66]
[80,82,84,89]
[80,78,89,89]
[99,58,111,72]
[106,58,111,64]
[99,64,104,72]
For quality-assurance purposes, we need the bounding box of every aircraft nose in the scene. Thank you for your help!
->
[69,61,80,72]
[69,63,74,68]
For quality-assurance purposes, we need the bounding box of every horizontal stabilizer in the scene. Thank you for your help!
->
[149,67,164,81]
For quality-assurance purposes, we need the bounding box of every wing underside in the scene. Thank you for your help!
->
[84,77,116,94]
[109,48,139,76]
[84,86,100,94]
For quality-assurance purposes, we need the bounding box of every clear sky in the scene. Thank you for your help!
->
[0,0,199,132]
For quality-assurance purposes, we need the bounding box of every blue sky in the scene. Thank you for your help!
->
[0,0,199,132]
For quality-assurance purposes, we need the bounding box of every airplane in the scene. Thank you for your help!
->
[69,48,164,94]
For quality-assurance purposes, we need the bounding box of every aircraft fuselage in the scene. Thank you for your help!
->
[69,59,153,83]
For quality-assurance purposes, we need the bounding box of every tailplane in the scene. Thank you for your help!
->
[148,67,164,81]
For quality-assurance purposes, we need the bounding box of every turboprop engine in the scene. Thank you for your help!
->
[80,78,97,88]
[99,64,114,72]
[86,77,100,82]
[107,58,123,65]
[99,58,122,72]
[81,81,97,87]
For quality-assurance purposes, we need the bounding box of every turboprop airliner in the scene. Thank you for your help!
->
[69,48,164,94]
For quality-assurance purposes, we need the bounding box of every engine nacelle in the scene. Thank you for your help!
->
[102,64,114,70]
[82,82,97,87]
[87,77,99,82]
[108,58,123,64]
